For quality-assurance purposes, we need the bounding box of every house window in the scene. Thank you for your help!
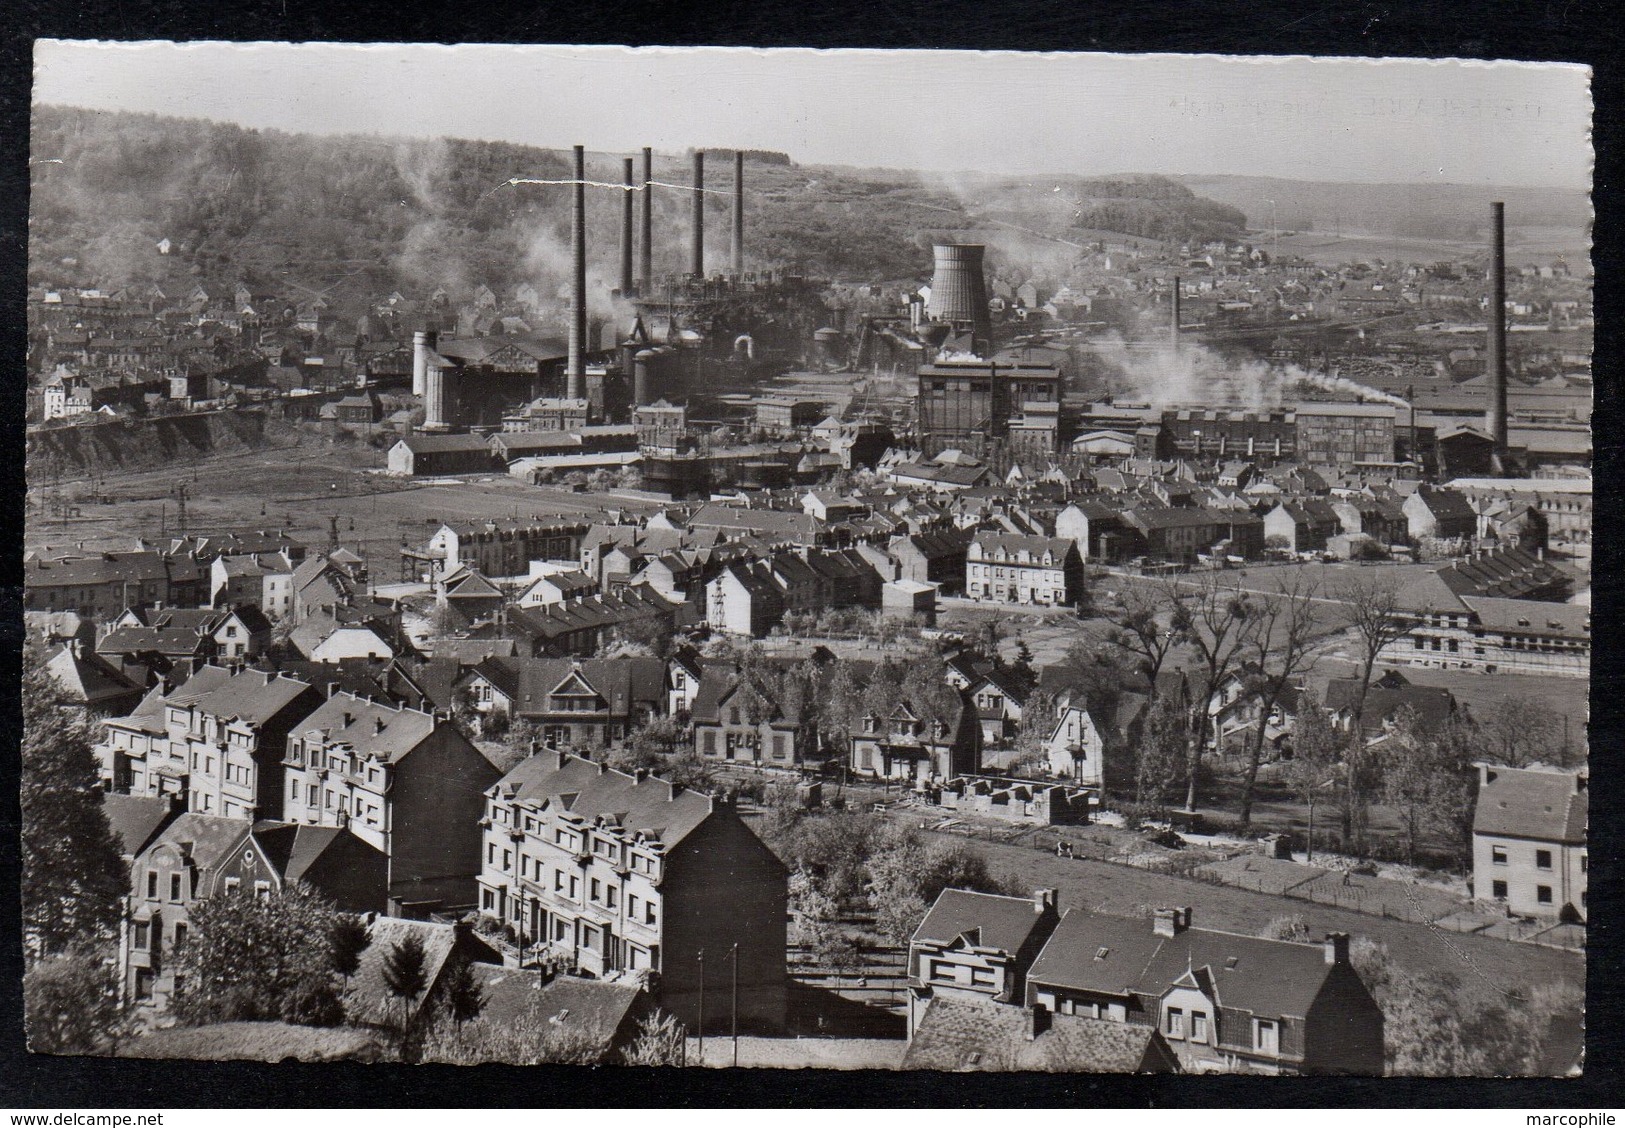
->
[134,969,155,1002]
[173,922,188,948]
[1166,1007,1184,1039]
[644,901,657,925]
[482,889,494,911]
[224,877,240,896]
[1255,1019,1279,1054]
[169,873,183,902]
[1536,849,1553,870]
[133,921,150,950]
[1491,845,1508,865]
[254,880,271,900]
[307,783,318,806]
[1492,879,1508,899]
[146,870,159,900]
[1537,885,1553,905]
[1191,1012,1208,1041]
[1581,855,1587,873]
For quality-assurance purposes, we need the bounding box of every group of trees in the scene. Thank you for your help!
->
[762,798,1021,960]
[20,648,130,1052]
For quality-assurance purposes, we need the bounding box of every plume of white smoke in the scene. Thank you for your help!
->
[1092,333,1408,410]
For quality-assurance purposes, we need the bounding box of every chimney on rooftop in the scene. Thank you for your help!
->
[1033,888,1057,915]
[374,716,386,735]
[1153,906,1192,937]
[1323,931,1350,966]
[1027,1003,1052,1041]
[667,780,683,801]
[554,744,568,770]
[567,144,587,401]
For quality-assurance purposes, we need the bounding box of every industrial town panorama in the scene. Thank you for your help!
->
[21,46,1590,1076]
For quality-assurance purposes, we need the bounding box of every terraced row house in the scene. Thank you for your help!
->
[474,750,788,1034]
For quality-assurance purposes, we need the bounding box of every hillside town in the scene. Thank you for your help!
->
[23,87,1590,1076]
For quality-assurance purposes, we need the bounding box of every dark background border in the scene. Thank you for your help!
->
[0,0,1617,1108]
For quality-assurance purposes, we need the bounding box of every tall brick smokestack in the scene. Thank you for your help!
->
[1172,275,1182,353]
[567,144,586,401]
[1485,201,1508,459]
[640,147,653,292]
[732,150,745,276]
[620,157,635,296]
[691,150,705,278]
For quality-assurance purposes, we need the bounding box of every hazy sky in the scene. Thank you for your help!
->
[33,42,1592,189]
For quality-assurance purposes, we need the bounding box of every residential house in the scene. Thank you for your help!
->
[24,550,176,619]
[690,661,817,768]
[107,605,272,666]
[889,528,974,593]
[1323,670,1456,743]
[1472,765,1586,921]
[475,751,788,1033]
[850,688,981,785]
[344,916,502,1033]
[210,552,296,621]
[1055,501,1137,563]
[906,888,1062,1036]
[1402,485,1478,543]
[1042,696,1106,786]
[1023,906,1385,1075]
[283,692,502,912]
[118,665,324,820]
[1262,500,1342,554]
[41,641,145,715]
[120,812,247,1009]
[706,560,785,638]
[965,534,1084,607]
[515,568,599,608]
[464,657,666,748]
[902,995,1179,1072]
[968,666,1030,747]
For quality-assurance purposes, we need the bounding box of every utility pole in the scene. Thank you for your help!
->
[696,948,705,1063]
[730,942,739,1068]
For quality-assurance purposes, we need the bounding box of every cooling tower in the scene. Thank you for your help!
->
[412,329,437,397]
[927,243,992,355]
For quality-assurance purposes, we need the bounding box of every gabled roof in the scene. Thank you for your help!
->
[912,889,1050,954]
[493,753,718,850]
[1027,909,1165,996]
[901,996,1175,1073]
[141,812,253,873]
[102,793,180,858]
[1474,766,1586,843]
[470,657,666,717]
[249,820,387,887]
[468,966,646,1046]
[1030,907,1351,1020]
[189,666,318,726]
[295,692,438,763]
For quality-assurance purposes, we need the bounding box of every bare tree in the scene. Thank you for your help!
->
[1236,575,1321,827]
[1108,579,1184,697]
[1332,573,1418,845]
[1170,573,1259,813]
[1334,573,1417,732]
